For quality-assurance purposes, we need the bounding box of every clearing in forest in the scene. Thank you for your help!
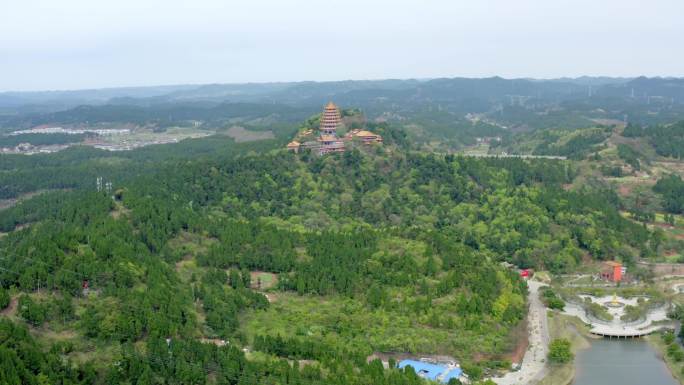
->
[225,126,275,142]
[251,271,278,290]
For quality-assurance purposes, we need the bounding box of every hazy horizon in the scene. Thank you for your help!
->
[0,75,668,95]
[2,0,683,92]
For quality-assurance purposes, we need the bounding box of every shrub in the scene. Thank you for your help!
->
[461,363,483,380]
[548,338,573,363]
[18,295,49,326]
[540,287,565,310]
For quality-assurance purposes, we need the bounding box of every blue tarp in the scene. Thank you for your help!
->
[398,360,445,380]
[397,360,462,383]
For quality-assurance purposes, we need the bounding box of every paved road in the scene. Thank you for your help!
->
[458,153,567,160]
[493,280,549,385]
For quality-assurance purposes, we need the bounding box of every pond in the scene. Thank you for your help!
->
[573,338,678,385]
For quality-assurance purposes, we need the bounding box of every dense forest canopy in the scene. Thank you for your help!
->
[623,121,684,159]
[0,121,659,384]
[654,174,684,214]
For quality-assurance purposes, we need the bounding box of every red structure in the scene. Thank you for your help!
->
[601,261,623,282]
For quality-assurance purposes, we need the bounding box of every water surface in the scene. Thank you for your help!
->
[573,338,678,385]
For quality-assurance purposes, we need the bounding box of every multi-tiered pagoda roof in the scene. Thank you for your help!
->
[320,102,341,136]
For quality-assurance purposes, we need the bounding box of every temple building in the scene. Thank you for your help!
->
[286,140,301,153]
[345,129,383,144]
[601,261,623,282]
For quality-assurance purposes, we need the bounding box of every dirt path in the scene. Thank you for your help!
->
[0,296,18,317]
[492,280,549,385]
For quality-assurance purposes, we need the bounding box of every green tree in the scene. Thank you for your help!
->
[0,289,10,310]
[424,255,438,277]
[461,363,483,380]
[17,295,48,326]
[548,338,573,363]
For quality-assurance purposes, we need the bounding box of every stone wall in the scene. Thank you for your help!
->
[636,261,684,277]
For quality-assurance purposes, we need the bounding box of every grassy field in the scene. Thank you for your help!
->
[225,126,275,142]
[536,311,591,385]
[250,272,278,290]
[459,143,490,155]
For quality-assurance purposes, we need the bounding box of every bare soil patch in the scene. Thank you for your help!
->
[504,316,530,364]
[200,338,228,346]
[174,255,195,273]
[618,184,632,197]
[0,296,18,317]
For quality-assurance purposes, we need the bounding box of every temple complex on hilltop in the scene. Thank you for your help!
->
[287,102,382,155]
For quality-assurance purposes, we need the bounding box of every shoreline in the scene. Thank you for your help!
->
[536,312,592,385]
[543,312,682,385]
[645,334,684,385]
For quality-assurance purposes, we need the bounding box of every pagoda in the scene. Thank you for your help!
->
[317,102,345,154]
[320,102,342,135]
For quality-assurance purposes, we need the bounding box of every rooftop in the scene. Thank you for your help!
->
[319,135,338,142]
[354,130,379,137]
[397,360,462,383]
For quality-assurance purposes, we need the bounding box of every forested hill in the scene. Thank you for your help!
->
[0,136,656,384]
[1,102,317,132]
[0,135,279,200]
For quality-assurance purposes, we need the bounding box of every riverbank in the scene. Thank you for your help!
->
[647,334,684,385]
[536,311,591,385]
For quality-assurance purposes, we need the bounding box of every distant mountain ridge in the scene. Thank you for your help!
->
[3,76,684,133]
[3,76,683,110]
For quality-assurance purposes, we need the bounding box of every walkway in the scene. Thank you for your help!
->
[562,296,673,338]
[492,280,549,385]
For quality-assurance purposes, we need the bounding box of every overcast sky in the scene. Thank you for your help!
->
[1,0,683,91]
